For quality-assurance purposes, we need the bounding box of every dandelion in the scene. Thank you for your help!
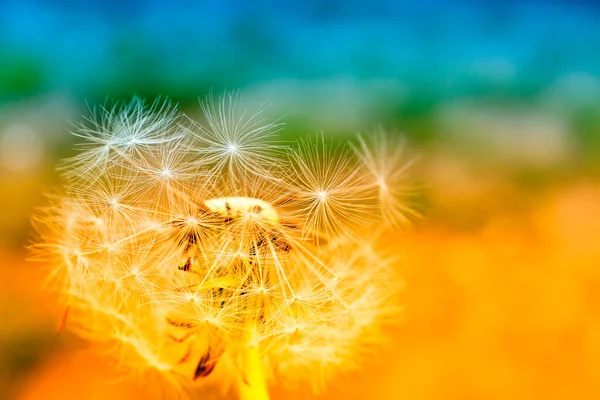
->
[30,95,415,399]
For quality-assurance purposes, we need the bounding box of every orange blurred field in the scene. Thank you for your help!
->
[2,173,600,399]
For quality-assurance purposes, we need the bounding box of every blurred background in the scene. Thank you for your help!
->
[1,0,600,399]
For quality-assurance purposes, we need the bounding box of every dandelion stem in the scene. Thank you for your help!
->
[238,346,269,400]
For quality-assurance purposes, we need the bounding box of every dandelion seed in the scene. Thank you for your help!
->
[286,134,375,241]
[30,94,415,399]
[188,92,286,188]
[352,127,421,228]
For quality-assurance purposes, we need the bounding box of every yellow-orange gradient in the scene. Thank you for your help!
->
[3,180,600,399]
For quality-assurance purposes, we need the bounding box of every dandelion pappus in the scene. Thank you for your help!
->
[174,196,292,271]
[169,196,292,380]
[204,197,279,224]
[31,94,413,397]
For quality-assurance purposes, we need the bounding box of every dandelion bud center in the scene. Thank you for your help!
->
[203,196,279,223]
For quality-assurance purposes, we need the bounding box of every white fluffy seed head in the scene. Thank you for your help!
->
[30,95,415,396]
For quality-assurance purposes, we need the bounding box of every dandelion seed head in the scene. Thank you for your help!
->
[30,94,415,396]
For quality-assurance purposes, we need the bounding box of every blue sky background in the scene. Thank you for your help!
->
[1,0,600,171]
[2,0,600,103]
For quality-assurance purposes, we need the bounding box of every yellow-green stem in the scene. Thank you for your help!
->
[238,346,269,400]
